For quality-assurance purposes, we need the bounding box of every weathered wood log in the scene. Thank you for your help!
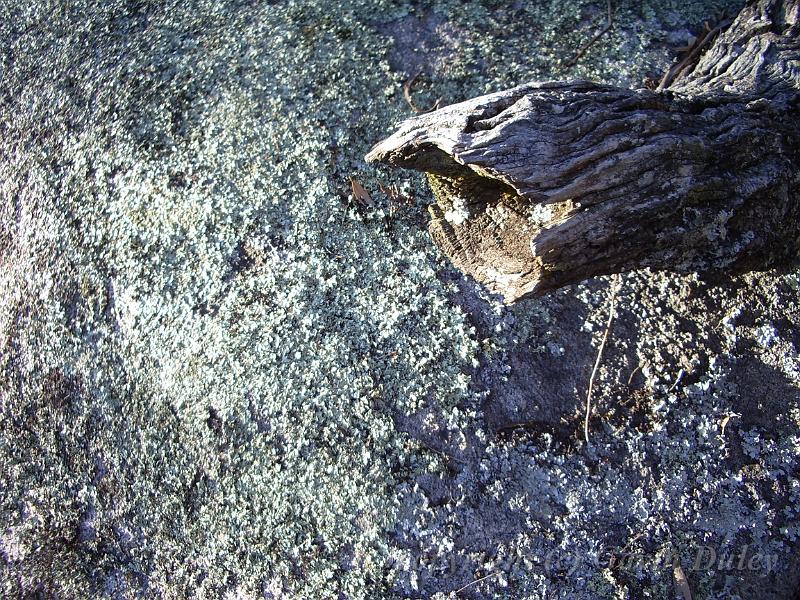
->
[366,0,800,302]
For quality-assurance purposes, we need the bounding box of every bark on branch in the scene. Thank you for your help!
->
[366,0,800,302]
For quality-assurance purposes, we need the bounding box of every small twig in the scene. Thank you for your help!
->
[496,421,538,436]
[453,571,502,596]
[403,70,442,114]
[666,368,684,393]
[626,362,642,387]
[657,14,733,91]
[565,0,614,69]
[584,273,621,444]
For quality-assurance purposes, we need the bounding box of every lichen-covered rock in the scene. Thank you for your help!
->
[2,0,799,599]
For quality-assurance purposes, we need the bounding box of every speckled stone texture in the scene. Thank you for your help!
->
[2,1,799,599]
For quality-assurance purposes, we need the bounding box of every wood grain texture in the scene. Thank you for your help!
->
[366,0,800,302]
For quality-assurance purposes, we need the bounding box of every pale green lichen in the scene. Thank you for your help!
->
[5,0,798,599]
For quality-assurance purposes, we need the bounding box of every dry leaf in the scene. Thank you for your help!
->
[350,176,373,208]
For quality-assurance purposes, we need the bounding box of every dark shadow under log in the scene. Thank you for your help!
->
[366,0,800,302]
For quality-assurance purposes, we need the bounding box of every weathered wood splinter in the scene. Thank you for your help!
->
[366,0,800,302]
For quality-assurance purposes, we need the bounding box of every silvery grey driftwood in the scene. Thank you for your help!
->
[367,0,800,302]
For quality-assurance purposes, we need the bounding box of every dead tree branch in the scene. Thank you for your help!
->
[367,0,800,302]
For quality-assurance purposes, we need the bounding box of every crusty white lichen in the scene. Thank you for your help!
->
[5,0,798,599]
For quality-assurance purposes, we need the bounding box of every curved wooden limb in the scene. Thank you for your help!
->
[366,0,800,302]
